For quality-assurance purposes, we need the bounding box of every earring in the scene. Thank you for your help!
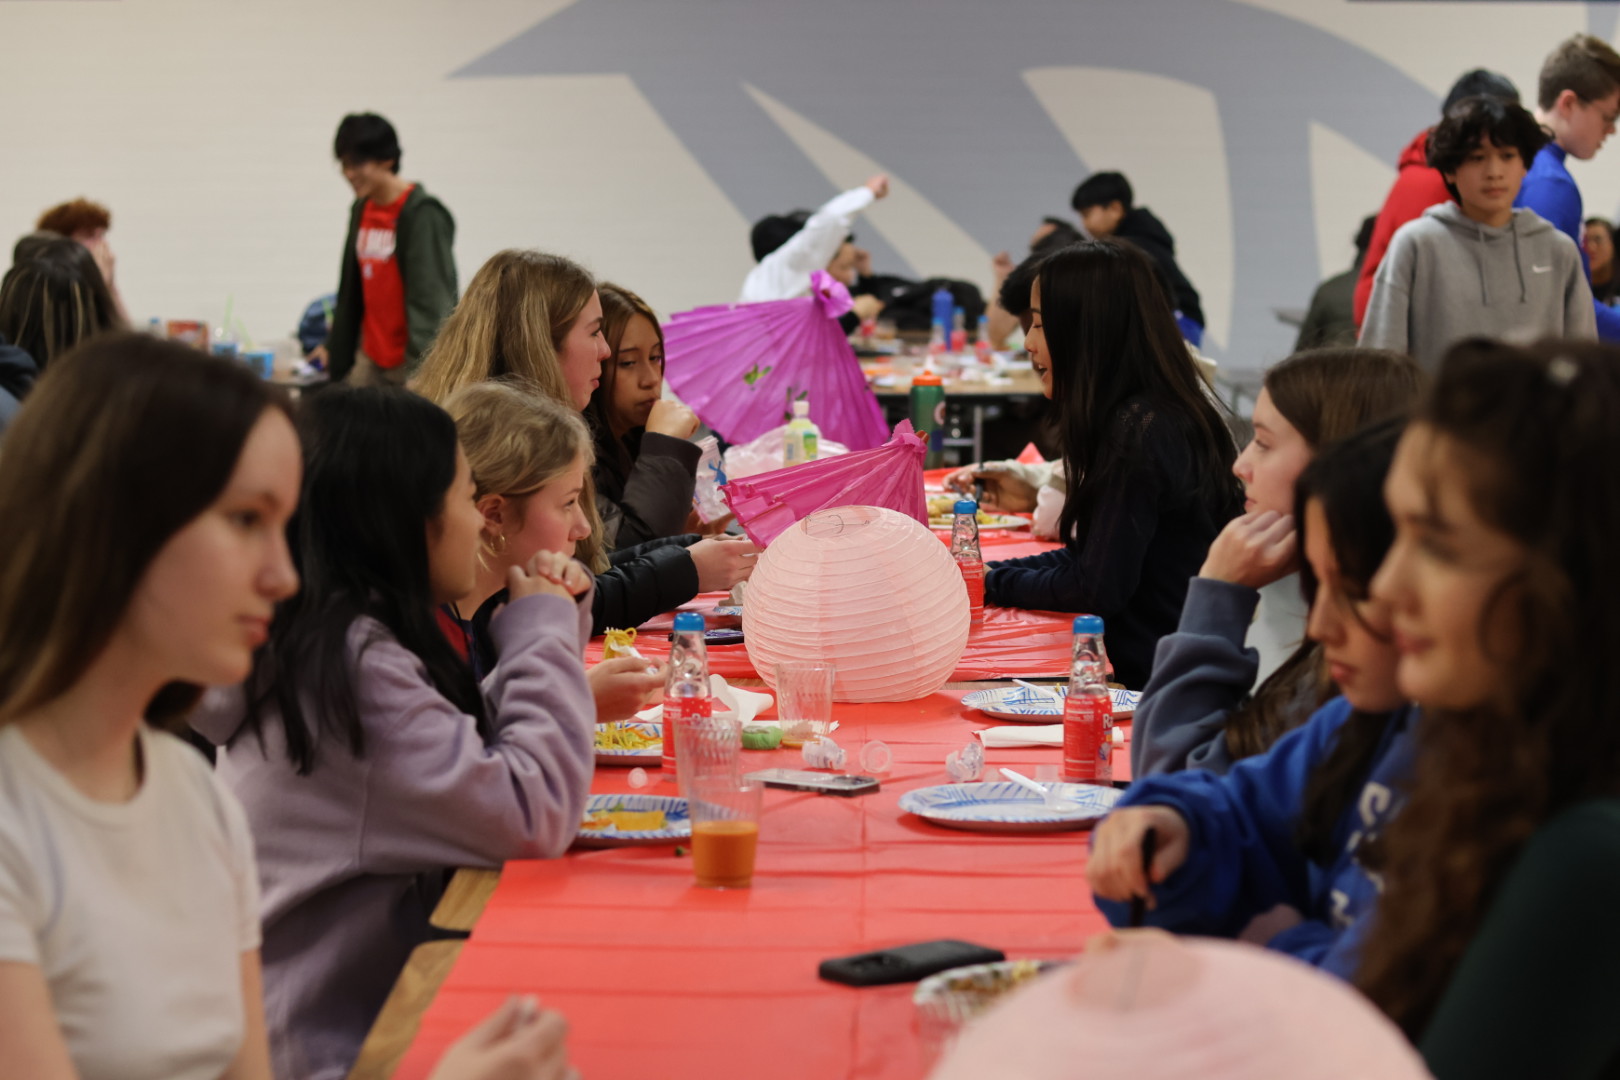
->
[487,533,508,556]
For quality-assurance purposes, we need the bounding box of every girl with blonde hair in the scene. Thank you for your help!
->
[417,251,756,634]
[446,380,666,721]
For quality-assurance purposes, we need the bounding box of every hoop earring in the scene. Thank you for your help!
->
[486,533,508,556]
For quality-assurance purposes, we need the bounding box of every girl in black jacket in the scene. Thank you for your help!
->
[984,241,1240,688]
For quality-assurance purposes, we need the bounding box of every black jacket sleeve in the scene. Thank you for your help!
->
[325,199,366,382]
[984,425,1172,618]
[592,535,702,636]
[599,432,702,549]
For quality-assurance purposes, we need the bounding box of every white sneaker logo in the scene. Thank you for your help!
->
[1532,264,1553,273]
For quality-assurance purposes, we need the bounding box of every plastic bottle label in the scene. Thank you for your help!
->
[956,557,985,625]
[1062,692,1112,783]
[661,696,712,775]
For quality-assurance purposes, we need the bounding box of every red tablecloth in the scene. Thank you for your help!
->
[395,693,1130,1080]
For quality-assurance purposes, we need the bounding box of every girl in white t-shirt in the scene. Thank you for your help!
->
[0,333,573,1080]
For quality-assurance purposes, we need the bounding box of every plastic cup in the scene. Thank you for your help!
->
[673,713,741,800]
[776,661,835,747]
[690,779,763,889]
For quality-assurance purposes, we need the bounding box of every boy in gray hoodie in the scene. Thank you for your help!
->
[1361,96,1595,368]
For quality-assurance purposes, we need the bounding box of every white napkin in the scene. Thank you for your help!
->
[976,725,1127,749]
[634,675,776,725]
[977,724,1063,748]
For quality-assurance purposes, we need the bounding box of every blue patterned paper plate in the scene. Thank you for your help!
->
[899,781,1121,833]
[573,793,691,847]
[712,605,743,617]
[961,685,1140,723]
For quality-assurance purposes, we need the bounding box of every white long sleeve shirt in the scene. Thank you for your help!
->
[739,186,876,303]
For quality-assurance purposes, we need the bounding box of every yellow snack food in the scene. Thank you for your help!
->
[602,628,642,660]
[580,807,668,832]
[595,724,661,752]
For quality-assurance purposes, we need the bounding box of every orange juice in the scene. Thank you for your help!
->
[692,819,759,888]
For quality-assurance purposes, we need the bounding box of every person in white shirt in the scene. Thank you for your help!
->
[0,333,576,1080]
[741,173,890,319]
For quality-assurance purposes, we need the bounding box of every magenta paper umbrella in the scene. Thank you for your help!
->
[663,270,889,451]
[722,421,927,547]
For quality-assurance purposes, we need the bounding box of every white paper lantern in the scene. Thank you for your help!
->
[743,505,970,702]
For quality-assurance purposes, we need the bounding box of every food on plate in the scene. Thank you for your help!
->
[580,805,668,832]
[595,723,661,752]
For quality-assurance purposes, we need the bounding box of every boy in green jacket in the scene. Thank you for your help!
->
[316,113,457,385]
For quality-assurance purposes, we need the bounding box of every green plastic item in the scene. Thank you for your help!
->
[741,725,783,750]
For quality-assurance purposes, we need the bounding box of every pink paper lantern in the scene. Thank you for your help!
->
[743,505,970,702]
[928,935,1432,1080]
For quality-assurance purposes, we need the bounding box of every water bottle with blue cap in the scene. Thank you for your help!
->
[661,611,711,777]
[950,499,985,627]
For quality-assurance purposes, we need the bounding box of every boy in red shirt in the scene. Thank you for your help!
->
[318,113,457,385]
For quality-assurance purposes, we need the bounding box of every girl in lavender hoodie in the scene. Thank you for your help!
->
[193,387,596,1080]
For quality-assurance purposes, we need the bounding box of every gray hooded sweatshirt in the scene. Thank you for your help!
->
[1360,202,1595,369]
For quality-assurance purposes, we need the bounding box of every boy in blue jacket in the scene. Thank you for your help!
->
[1088,417,1412,981]
[1515,34,1620,342]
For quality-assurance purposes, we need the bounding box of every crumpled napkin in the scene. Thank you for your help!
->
[635,675,775,725]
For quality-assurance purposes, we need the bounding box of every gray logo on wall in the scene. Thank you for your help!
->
[456,0,1614,368]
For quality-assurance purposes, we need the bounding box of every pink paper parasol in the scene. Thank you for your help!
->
[663,271,889,451]
[722,421,927,547]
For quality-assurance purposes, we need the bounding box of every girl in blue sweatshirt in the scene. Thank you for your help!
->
[1088,417,1412,980]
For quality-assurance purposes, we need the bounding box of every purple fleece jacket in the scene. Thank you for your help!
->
[190,591,596,1080]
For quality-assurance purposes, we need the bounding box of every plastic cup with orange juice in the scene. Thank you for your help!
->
[690,779,763,889]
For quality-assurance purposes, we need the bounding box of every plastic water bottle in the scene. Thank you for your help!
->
[1061,615,1112,783]
[782,399,820,466]
[147,316,166,338]
[950,499,985,627]
[662,612,711,777]
[931,285,954,336]
[908,370,946,469]
[950,306,967,354]
[974,315,993,365]
[928,318,947,357]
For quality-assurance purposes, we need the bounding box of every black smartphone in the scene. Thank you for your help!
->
[745,769,879,796]
[818,939,1006,987]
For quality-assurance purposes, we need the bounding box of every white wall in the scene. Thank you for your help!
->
[2,0,1613,371]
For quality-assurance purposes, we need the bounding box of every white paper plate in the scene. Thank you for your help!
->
[594,721,663,766]
[961,685,1139,723]
[573,793,691,847]
[898,781,1121,833]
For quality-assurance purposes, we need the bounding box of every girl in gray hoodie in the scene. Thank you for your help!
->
[193,387,596,1080]
[1361,96,1595,368]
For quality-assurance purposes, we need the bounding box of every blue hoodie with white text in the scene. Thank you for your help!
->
[1094,697,1418,982]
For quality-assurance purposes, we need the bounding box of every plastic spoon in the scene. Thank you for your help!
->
[1013,679,1065,710]
[999,767,1076,811]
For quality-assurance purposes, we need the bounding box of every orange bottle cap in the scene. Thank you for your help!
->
[911,371,944,386]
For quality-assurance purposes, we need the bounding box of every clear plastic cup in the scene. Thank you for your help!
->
[776,661,835,747]
[689,778,763,889]
[673,713,741,800]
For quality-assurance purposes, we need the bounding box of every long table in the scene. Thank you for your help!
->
[381,689,1131,1079]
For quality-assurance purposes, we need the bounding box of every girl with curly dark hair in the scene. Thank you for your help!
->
[1359,337,1620,1077]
